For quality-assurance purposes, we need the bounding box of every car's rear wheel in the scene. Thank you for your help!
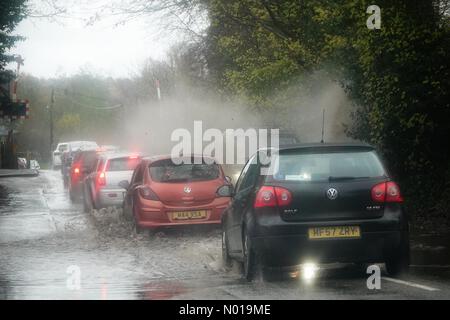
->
[385,232,410,276]
[82,186,93,213]
[242,227,260,281]
[69,187,76,202]
[222,224,232,270]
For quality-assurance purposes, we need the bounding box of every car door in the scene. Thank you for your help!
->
[124,163,145,216]
[227,155,259,256]
[87,158,103,200]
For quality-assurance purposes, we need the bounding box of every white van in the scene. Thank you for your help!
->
[52,141,98,169]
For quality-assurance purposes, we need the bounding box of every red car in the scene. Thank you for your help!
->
[121,155,232,233]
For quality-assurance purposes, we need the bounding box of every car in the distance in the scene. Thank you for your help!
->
[221,143,410,280]
[61,141,98,184]
[52,142,69,169]
[82,153,142,212]
[68,149,102,201]
[121,155,232,234]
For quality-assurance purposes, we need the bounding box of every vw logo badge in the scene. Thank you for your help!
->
[326,188,338,200]
[184,186,192,194]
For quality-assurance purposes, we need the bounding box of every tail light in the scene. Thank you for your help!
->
[371,181,403,203]
[73,167,80,174]
[139,186,159,201]
[97,171,106,186]
[254,186,292,208]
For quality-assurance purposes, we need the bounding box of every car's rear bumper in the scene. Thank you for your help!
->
[136,197,230,228]
[249,206,407,266]
[252,230,401,266]
[97,188,125,208]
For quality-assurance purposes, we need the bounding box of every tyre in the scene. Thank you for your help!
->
[122,201,133,221]
[222,224,232,270]
[82,185,93,213]
[385,232,410,276]
[242,227,260,281]
[69,187,76,202]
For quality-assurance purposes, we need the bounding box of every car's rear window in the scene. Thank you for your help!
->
[272,150,386,182]
[80,152,98,167]
[107,157,141,171]
[149,159,220,183]
[58,144,68,152]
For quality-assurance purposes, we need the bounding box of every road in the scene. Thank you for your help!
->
[0,170,450,299]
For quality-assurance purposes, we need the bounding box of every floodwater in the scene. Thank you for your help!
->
[1,170,450,300]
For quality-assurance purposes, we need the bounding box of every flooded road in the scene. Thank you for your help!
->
[1,170,450,299]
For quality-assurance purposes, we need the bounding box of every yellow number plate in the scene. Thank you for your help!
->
[308,226,361,240]
[171,210,207,220]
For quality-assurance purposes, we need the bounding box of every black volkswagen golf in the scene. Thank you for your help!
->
[221,143,410,280]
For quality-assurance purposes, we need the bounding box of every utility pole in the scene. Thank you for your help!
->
[49,88,54,157]
[155,79,162,122]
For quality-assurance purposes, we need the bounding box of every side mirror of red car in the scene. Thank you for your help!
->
[217,185,234,197]
[118,180,130,190]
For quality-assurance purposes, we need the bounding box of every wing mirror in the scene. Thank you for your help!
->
[118,180,130,190]
[217,185,234,197]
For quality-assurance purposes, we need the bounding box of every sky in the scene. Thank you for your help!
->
[9,1,178,79]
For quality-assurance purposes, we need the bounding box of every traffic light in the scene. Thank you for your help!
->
[0,99,29,120]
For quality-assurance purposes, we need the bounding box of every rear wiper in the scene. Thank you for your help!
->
[328,176,370,181]
[160,178,190,183]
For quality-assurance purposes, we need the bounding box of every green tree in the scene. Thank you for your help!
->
[0,0,27,84]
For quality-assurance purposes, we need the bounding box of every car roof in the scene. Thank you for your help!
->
[142,154,218,163]
[99,152,143,160]
[270,142,375,152]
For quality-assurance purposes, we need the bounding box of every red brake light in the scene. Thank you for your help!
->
[386,181,403,202]
[139,186,159,201]
[371,182,386,202]
[254,186,292,208]
[97,171,106,186]
[371,182,403,203]
[274,187,292,206]
[254,186,277,208]
[74,167,80,174]
[129,155,139,159]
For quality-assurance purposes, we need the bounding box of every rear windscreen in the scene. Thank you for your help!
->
[149,159,220,182]
[80,152,98,168]
[107,157,141,171]
[272,150,386,181]
[58,144,68,152]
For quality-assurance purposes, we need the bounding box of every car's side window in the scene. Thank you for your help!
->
[240,160,259,192]
[130,164,140,185]
[133,164,144,185]
[96,159,104,172]
[234,159,251,194]
[235,155,257,194]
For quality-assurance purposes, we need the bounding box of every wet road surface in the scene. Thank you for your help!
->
[1,170,450,299]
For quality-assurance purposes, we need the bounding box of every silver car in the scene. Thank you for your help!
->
[82,153,142,211]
